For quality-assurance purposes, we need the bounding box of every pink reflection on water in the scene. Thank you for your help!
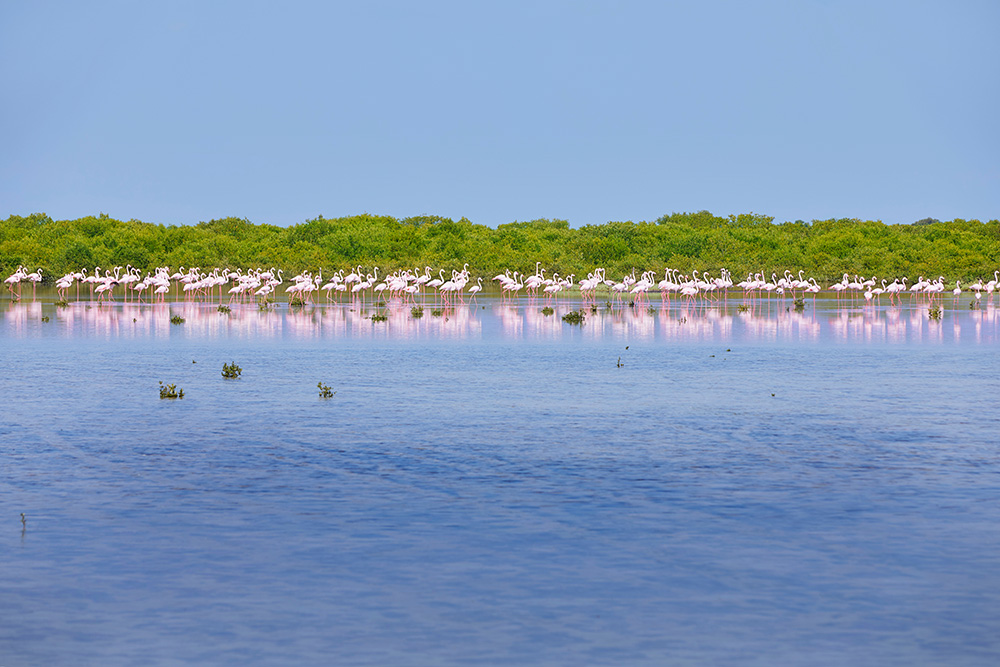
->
[3,299,999,345]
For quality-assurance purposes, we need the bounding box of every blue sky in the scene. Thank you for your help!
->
[2,0,997,227]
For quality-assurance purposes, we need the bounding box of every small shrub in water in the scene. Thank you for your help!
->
[928,305,942,320]
[431,309,443,317]
[41,315,50,322]
[793,297,805,312]
[55,300,69,308]
[562,310,585,325]
[411,306,424,318]
[218,305,231,314]
[170,315,185,324]
[737,304,749,313]
[370,313,388,322]
[317,382,336,398]
[159,381,185,399]
[221,361,242,379]
[541,306,554,316]
[288,294,306,307]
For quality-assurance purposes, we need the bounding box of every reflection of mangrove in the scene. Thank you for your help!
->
[3,298,1000,344]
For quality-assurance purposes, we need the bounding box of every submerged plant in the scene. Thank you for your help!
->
[370,313,388,322]
[541,306,554,316]
[221,361,242,379]
[159,381,185,399]
[170,315,185,324]
[431,309,443,317]
[562,310,585,325]
[929,305,942,320]
[55,300,69,308]
[317,382,336,398]
[288,294,307,307]
[793,297,806,312]
[40,315,50,322]
[411,306,424,318]
[737,304,749,313]
[218,304,231,314]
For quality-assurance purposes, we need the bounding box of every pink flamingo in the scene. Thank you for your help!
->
[467,277,483,304]
[25,268,43,300]
[5,266,26,300]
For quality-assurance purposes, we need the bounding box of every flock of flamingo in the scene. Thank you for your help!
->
[4,263,999,308]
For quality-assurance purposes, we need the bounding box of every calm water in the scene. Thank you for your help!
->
[2,293,999,665]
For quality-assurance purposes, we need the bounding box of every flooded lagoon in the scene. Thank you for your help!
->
[2,293,999,665]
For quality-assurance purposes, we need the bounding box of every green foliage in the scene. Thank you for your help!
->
[170,315,185,324]
[159,381,184,399]
[221,361,242,379]
[317,382,336,398]
[2,211,999,284]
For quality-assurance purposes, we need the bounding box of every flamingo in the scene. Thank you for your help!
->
[467,277,483,303]
[5,266,27,299]
[25,268,43,299]
[55,273,75,301]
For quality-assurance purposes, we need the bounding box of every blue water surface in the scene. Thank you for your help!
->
[1,296,999,665]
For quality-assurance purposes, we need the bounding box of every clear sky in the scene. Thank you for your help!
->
[2,0,997,228]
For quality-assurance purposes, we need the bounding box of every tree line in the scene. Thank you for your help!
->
[2,211,998,284]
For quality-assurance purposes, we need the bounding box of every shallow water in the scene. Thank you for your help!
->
[2,293,999,665]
